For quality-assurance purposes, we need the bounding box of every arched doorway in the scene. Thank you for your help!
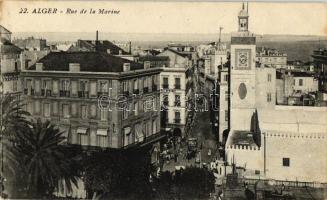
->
[173,128,182,138]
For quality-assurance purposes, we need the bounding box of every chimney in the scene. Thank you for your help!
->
[123,63,130,72]
[69,63,80,72]
[129,41,132,54]
[35,63,43,71]
[96,30,99,42]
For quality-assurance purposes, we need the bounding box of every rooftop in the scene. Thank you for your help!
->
[227,130,259,147]
[28,51,143,72]
[138,55,169,62]
[258,107,327,134]
[68,40,129,55]
[0,40,22,54]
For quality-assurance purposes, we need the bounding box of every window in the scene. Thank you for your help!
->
[99,81,108,93]
[61,80,70,91]
[62,104,69,118]
[225,91,229,101]
[53,102,58,115]
[124,127,132,146]
[123,81,129,92]
[53,80,59,94]
[152,119,157,134]
[13,81,17,92]
[80,80,88,92]
[81,105,88,119]
[163,77,169,89]
[293,79,295,86]
[175,95,181,107]
[97,135,107,147]
[268,74,272,82]
[175,111,181,123]
[223,74,228,82]
[225,110,228,122]
[35,80,41,94]
[77,128,88,146]
[143,77,148,88]
[299,79,303,86]
[133,79,138,90]
[123,107,129,120]
[100,109,107,121]
[175,77,181,89]
[282,158,290,167]
[34,101,40,114]
[96,129,108,147]
[134,102,138,116]
[163,95,169,107]
[267,93,272,102]
[147,121,151,136]
[43,103,50,117]
[90,81,97,96]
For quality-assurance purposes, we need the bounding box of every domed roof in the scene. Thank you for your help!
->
[238,9,249,17]
[238,3,249,17]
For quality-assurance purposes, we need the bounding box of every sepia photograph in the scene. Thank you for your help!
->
[0,0,326,199]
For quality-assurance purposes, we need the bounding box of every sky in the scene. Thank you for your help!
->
[1,1,326,36]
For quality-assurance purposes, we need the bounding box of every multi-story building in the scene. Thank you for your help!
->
[13,36,48,51]
[157,48,193,137]
[256,47,287,69]
[0,26,22,94]
[312,49,327,91]
[20,51,163,150]
[276,70,318,105]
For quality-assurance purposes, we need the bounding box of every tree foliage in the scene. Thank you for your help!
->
[7,119,81,198]
[83,147,153,199]
[154,167,215,199]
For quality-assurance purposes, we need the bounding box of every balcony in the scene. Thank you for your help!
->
[97,92,109,97]
[78,91,89,98]
[59,90,70,97]
[143,87,149,94]
[123,91,129,96]
[162,84,169,89]
[41,89,52,97]
[133,89,139,94]
[163,101,169,106]
[152,85,157,92]
[174,118,181,124]
[175,84,181,90]
[174,101,181,107]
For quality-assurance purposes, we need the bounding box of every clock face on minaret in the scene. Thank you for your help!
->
[235,49,251,70]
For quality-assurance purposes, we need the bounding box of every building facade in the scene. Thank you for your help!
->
[256,47,287,69]
[157,48,193,137]
[20,51,163,150]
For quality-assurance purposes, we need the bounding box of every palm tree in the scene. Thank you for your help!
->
[1,94,31,139]
[8,119,81,198]
[0,93,30,197]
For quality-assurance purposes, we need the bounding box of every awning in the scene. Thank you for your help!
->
[135,124,144,142]
[124,127,131,135]
[77,127,88,134]
[97,129,108,136]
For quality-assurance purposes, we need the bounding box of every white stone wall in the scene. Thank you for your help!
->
[265,132,327,183]
[225,145,263,173]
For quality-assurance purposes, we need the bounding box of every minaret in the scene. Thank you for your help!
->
[229,2,257,131]
[238,2,249,32]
